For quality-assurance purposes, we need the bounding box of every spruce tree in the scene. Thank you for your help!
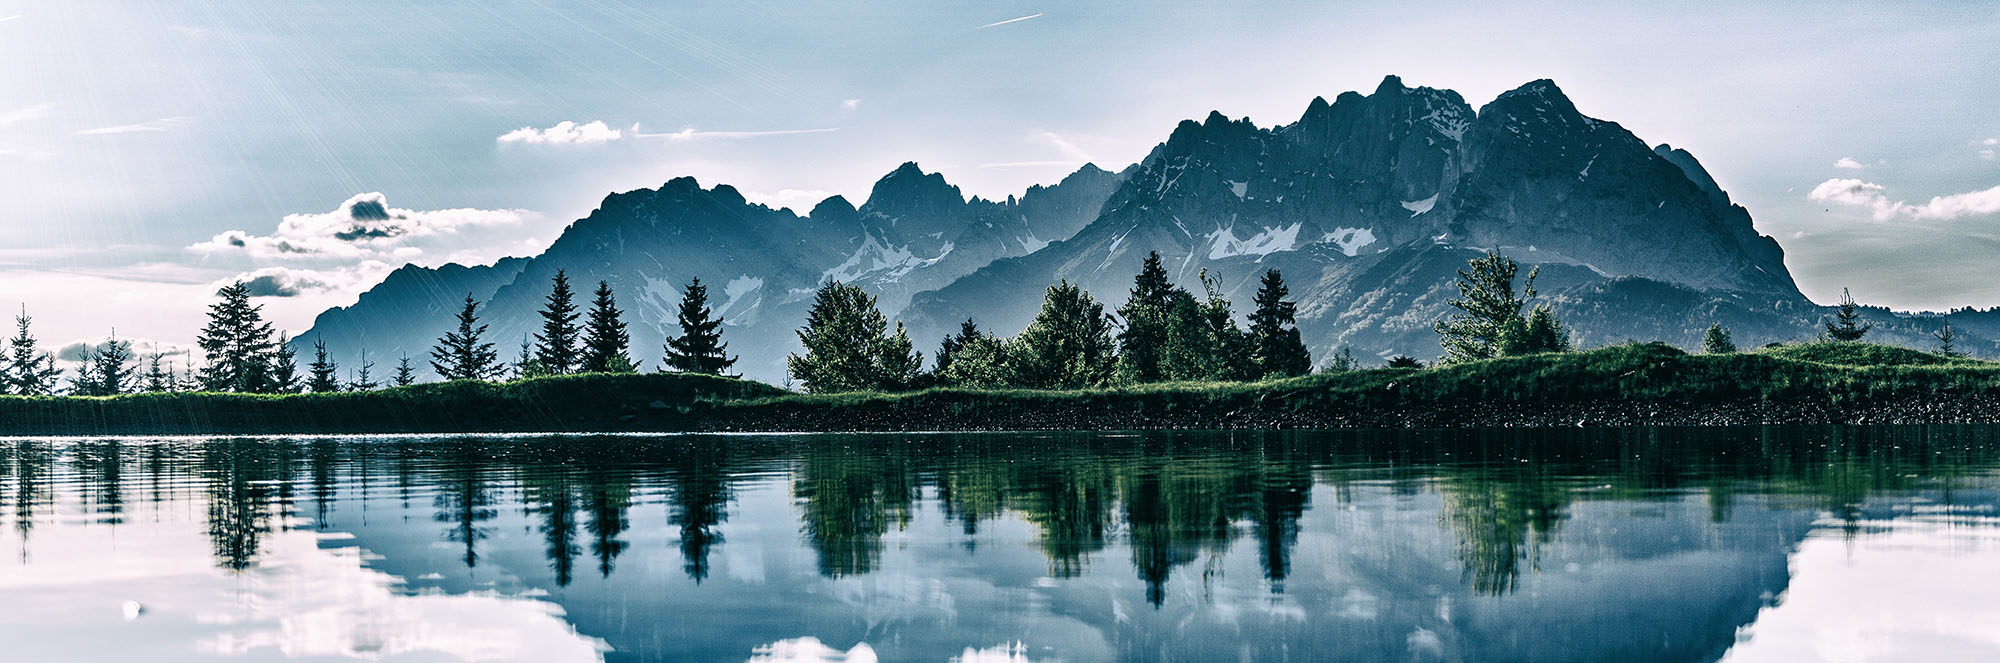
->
[307,339,341,393]
[142,353,174,393]
[1247,269,1312,378]
[269,334,302,393]
[431,294,502,381]
[533,269,582,374]
[1701,324,1737,354]
[1010,281,1117,389]
[1824,288,1872,342]
[6,306,61,395]
[1115,251,1178,383]
[935,319,979,376]
[580,281,635,373]
[1934,318,1961,357]
[392,353,418,387]
[665,277,737,376]
[348,349,379,391]
[69,344,99,396]
[1435,252,1538,363]
[80,335,134,396]
[196,282,278,392]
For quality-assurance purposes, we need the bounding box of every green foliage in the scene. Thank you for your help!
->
[580,280,635,373]
[1754,341,1969,367]
[534,269,582,374]
[1824,288,1872,342]
[1435,252,1539,363]
[1934,318,1962,358]
[1701,324,1737,354]
[392,354,418,387]
[1247,269,1311,378]
[934,320,1013,389]
[307,339,341,393]
[1115,251,1178,383]
[431,294,503,381]
[787,281,920,393]
[141,354,174,393]
[348,349,379,392]
[6,307,61,395]
[269,334,302,393]
[1161,270,1255,382]
[197,282,278,393]
[72,335,134,396]
[1322,347,1359,373]
[1011,281,1117,389]
[1499,306,1571,355]
[1386,355,1424,369]
[664,277,737,376]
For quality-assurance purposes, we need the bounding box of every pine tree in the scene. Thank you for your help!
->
[1701,324,1737,354]
[431,294,502,381]
[269,334,302,393]
[934,320,1012,388]
[664,277,737,376]
[69,344,98,396]
[1823,288,1872,342]
[1115,252,1179,383]
[786,282,914,393]
[1500,306,1571,355]
[307,339,341,393]
[392,353,418,387]
[1934,318,1962,357]
[512,334,545,379]
[196,282,278,392]
[533,269,582,374]
[1010,281,1118,389]
[142,354,174,392]
[348,349,379,391]
[580,281,635,373]
[935,319,979,376]
[1247,269,1312,378]
[1435,252,1539,363]
[78,334,134,396]
[6,306,61,395]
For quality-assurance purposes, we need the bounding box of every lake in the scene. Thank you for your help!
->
[3,427,1998,662]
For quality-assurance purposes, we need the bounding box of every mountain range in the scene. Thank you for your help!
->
[292,76,1994,384]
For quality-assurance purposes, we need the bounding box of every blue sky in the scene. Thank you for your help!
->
[2,1,1997,357]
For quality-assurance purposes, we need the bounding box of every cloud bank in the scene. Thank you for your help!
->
[496,120,623,145]
[1810,178,2000,221]
[191,192,527,261]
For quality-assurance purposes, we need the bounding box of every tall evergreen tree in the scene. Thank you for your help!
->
[664,277,736,376]
[142,353,175,393]
[1824,288,1872,342]
[580,281,635,373]
[533,269,582,374]
[348,349,379,391]
[76,335,134,396]
[512,334,545,379]
[392,353,418,387]
[307,339,341,393]
[431,294,502,381]
[269,334,302,393]
[1701,324,1737,354]
[1115,252,1179,383]
[1247,269,1312,378]
[786,282,916,393]
[196,282,278,392]
[6,306,61,395]
[935,319,979,376]
[1011,281,1118,389]
[1435,252,1538,363]
[1934,318,1962,357]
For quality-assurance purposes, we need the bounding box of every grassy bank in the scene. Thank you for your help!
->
[5,342,2000,435]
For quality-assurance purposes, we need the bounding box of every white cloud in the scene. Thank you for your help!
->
[496,120,622,145]
[0,102,54,127]
[1983,138,1999,146]
[226,265,348,298]
[75,116,192,135]
[189,192,529,260]
[1809,178,2000,221]
[1833,157,1865,169]
[841,99,862,111]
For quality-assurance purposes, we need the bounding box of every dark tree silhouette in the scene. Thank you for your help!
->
[307,339,340,393]
[1247,269,1312,378]
[1116,251,1178,383]
[430,294,502,381]
[580,280,635,373]
[6,306,62,395]
[664,277,737,376]
[533,269,582,374]
[1824,288,1873,341]
[197,282,278,392]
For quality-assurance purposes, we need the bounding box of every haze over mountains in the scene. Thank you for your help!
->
[292,76,1992,383]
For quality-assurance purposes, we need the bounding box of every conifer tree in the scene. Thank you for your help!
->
[1161,270,1254,381]
[1247,269,1312,378]
[935,319,979,376]
[77,335,134,396]
[512,334,545,379]
[307,339,341,393]
[665,277,737,376]
[580,281,635,373]
[69,344,98,396]
[1934,318,1962,357]
[1011,281,1117,389]
[269,333,302,393]
[934,320,1012,388]
[431,294,502,381]
[6,306,61,395]
[1115,252,1178,383]
[142,354,174,392]
[196,282,278,392]
[1823,288,1872,342]
[1701,324,1737,354]
[1435,252,1538,363]
[1386,355,1424,369]
[1500,306,1571,355]
[533,269,582,374]
[392,353,418,387]
[348,349,378,391]
[787,282,919,393]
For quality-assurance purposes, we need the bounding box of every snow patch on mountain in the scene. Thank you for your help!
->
[716,275,765,322]
[1228,180,1248,199]
[1018,231,1050,254]
[823,235,918,283]
[1207,223,1301,259]
[1319,227,1377,257]
[1401,195,1438,216]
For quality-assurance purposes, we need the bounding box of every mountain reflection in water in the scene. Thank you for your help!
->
[3,426,1999,662]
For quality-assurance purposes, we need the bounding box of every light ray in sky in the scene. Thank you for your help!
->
[977,13,1041,29]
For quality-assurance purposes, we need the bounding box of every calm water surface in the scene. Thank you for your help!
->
[3,427,1999,662]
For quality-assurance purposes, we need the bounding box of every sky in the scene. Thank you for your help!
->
[2,0,1997,361]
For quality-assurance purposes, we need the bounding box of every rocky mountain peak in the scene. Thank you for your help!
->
[861,162,965,222]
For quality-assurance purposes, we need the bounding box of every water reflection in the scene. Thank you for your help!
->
[0,426,1997,662]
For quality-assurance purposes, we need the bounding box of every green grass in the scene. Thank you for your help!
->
[4,342,1997,435]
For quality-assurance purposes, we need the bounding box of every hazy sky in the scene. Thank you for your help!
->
[2,1,1997,358]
